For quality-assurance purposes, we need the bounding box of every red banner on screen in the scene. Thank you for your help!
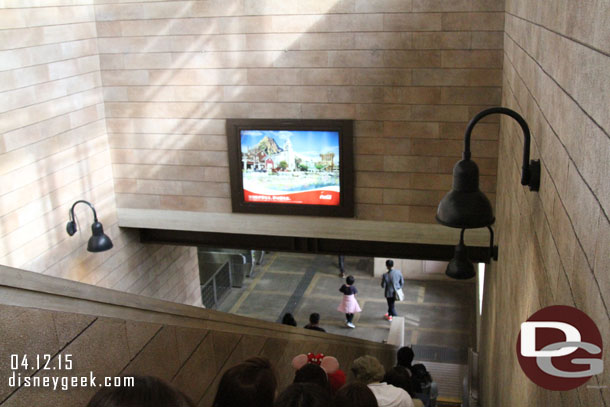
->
[244,189,340,206]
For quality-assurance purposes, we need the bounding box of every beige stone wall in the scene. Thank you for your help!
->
[1,304,394,406]
[480,0,609,405]
[0,2,201,307]
[0,267,396,406]
[98,0,504,225]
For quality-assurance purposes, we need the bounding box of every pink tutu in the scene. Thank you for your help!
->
[337,295,362,313]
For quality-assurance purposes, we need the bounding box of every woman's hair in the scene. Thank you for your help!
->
[334,382,378,407]
[396,346,414,368]
[350,356,385,384]
[282,313,297,327]
[294,364,330,395]
[274,383,333,407]
[87,375,194,407]
[213,357,277,407]
[346,275,355,285]
[383,367,415,397]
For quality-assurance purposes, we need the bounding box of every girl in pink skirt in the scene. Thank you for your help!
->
[337,275,362,329]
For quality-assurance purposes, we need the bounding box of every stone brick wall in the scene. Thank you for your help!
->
[0,2,201,307]
[97,0,504,226]
[479,1,609,405]
[0,271,396,407]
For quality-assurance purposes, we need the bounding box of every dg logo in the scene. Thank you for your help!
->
[516,305,604,391]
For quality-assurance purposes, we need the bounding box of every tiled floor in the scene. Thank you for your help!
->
[217,252,476,353]
[216,251,476,399]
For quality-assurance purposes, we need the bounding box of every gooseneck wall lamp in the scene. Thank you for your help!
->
[66,200,113,252]
[436,107,540,279]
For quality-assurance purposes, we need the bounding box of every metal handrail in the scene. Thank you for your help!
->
[200,261,232,308]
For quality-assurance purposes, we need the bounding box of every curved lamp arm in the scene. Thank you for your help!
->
[463,107,540,191]
[67,200,98,235]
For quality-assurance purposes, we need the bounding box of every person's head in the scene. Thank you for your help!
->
[345,275,355,285]
[334,382,378,407]
[294,364,330,395]
[274,383,332,407]
[385,259,394,270]
[282,313,297,327]
[396,346,414,368]
[350,356,385,384]
[411,364,432,384]
[213,357,277,407]
[87,375,194,407]
[309,313,320,325]
[383,367,415,397]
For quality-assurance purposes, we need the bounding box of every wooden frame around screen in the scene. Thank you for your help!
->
[226,118,354,218]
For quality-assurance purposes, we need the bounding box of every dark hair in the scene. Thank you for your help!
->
[213,357,277,407]
[385,259,393,269]
[334,382,378,407]
[383,367,415,397]
[396,347,414,368]
[274,383,332,407]
[87,375,194,407]
[345,275,355,285]
[294,364,330,395]
[309,313,320,325]
[410,364,432,394]
[282,313,297,327]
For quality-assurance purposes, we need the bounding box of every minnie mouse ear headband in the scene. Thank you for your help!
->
[291,353,340,374]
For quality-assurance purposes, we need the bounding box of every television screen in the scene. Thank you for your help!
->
[241,129,340,205]
[227,119,354,217]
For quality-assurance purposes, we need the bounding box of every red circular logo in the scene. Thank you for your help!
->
[516,305,603,391]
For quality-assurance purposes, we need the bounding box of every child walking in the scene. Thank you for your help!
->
[337,275,361,328]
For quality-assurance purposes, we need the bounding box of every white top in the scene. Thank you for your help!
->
[367,382,414,407]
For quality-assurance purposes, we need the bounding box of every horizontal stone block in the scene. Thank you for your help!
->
[383,156,439,173]
[384,87,441,104]
[352,68,412,86]
[383,188,446,206]
[441,12,504,31]
[412,68,502,86]
[384,121,440,138]
[412,32,470,50]
[441,86,502,105]
[355,187,384,204]
[355,0,412,13]
[383,13,442,31]
[356,104,411,121]
[412,0,470,12]
[354,32,412,50]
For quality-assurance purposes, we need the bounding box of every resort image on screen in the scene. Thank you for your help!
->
[240,129,340,206]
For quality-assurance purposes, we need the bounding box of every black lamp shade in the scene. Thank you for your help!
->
[86,221,113,252]
[436,158,495,229]
[445,238,476,279]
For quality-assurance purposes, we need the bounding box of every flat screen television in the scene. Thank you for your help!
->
[226,119,354,217]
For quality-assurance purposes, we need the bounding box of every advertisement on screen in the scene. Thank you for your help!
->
[240,130,341,206]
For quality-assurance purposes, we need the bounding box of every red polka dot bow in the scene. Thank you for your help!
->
[307,353,325,365]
